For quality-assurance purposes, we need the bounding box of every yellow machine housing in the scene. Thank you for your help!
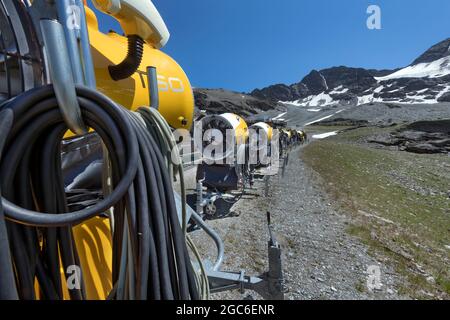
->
[219,113,249,146]
[297,130,306,141]
[201,113,249,148]
[198,112,249,165]
[282,128,292,139]
[250,122,273,142]
[249,122,274,167]
[86,7,194,130]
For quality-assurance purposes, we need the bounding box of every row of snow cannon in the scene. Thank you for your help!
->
[195,113,307,196]
[279,127,308,155]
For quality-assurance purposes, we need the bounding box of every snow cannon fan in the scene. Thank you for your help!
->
[196,113,249,192]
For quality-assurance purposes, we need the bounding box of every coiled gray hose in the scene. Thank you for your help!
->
[137,107,210,299]
[0,85,199,300]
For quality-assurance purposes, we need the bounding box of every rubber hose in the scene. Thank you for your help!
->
[136,108,208,299]
[108,35,144,81]
[1,86,139,226]
[0,85,199,300]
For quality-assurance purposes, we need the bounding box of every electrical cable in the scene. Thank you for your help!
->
[137,107,210,299]
[0,84,199,300]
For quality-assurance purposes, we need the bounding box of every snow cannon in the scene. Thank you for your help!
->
[290,129,301,145]
[196,113,249,192]
[87,2,194,130]
[282,129,293,148]
[249,122,274,168]
[297,130,307,144]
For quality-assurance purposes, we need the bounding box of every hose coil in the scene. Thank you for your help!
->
[0,85,199,300]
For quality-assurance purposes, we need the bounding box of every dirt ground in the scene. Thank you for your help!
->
[189,146,408,300]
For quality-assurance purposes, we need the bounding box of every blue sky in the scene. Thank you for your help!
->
[88,0,450,93]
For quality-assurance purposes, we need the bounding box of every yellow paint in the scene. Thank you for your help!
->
[297,130,306,140]
[252,122,273,142]
[282,128,292,139]
[233,115,249,146]
[71,217,113,300]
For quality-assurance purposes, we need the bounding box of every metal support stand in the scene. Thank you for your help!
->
[196,179,204,216]
[264,175,269,197]
[206,211,285,300]
[40,19,87,135]
[195,179,236,218]
[265,211,285,300]
[281,154,289,178]
[31,0,96,135]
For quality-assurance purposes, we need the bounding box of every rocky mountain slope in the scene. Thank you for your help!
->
[194,88,281,118]
[251,38,450,107]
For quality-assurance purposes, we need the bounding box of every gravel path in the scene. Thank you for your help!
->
[190,146,408,300]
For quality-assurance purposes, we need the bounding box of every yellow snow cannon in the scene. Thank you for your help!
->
[199,113,249,155]
[297,130,306,143]
[87,1,194,130]
[250,122,274,142]
[282,128,292,143]
[249,122,274,168]
[196,113,249,191]
[0,0,198,301]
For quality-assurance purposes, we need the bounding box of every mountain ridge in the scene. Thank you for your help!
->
[250,38,450,106]
[194,38,450,117]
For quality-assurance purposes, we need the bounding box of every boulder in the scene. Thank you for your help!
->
[437,92,450,102]
[405,143,443,154]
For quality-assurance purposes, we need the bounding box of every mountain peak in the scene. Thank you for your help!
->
[301,70,328,95]
[411,38,450,65]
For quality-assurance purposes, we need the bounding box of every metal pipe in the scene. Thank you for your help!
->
[147,66,159,109]
[190,209,224,271]
[75,0,97,88]
[40,19,87,135]
[196,180,204,216]
[55,0,84,84]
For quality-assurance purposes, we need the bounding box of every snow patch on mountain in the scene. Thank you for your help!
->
[320,73,329,90]
[329,86,349,94]
[281,81,450,109]
[376,56,450,81]
[374,85,384,93]
[312,131,338,139]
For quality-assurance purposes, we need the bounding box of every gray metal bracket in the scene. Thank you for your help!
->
[206,211,286,300]
[27,0,96,135]
[40,18,87,135]
[195,179,235,217]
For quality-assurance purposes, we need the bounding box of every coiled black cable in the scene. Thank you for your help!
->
[0,85,199,300]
